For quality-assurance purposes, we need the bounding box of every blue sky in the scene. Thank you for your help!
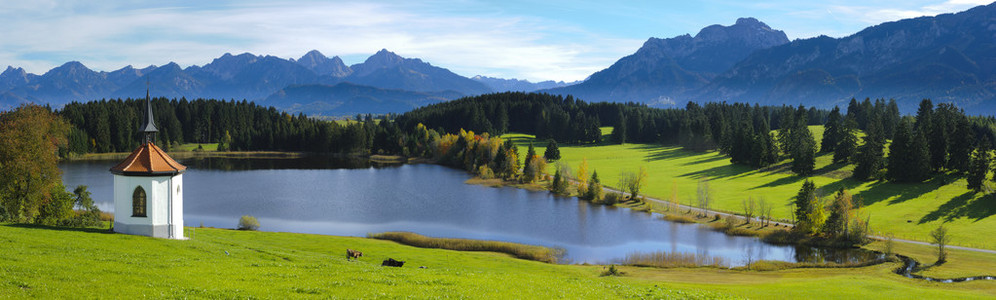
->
[1,0,991,82]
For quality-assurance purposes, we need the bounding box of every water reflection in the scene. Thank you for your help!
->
[60,156,877,266]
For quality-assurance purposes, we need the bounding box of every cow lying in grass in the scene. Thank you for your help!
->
[346,249,363,261]
[382,258,405,267]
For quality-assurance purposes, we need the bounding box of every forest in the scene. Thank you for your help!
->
[47,92,996,183]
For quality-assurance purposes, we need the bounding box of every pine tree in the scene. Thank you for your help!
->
[794,180,817,231]
[550,169,568,195]
[544,139,561,161]
[821,106,843,153]
[790,108,817,176]
[612,113,627,145]
[845,98,863,130]
[730,118,754,165]
[522,142,537,177]
[852,118,885,181]
[947,115,974,173]
[833,117,858,164]
[967,139,991,192]
[751,118,779,168]
[887,121,913,181]
[585,171,603,202]
[928,104,951,171]
[908,130,932,182]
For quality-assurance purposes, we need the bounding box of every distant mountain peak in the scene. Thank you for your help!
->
[364,49,406,67]
[735,17,762,26]
[301,49,326,59]
[2,66,25,76]
[293,49,351,77]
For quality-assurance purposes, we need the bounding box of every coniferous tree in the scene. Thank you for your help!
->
[821,106,843,153]
[853,116,885,181]
[777,106,795,155]
[883,99,901,138]
[585,171,603,202]
[914,99,934,136]
[845,98,863,130]
[833,117,858,164]
[908,130,932,182]
[549,169,568,195]
[790,106,816,176]
[967,139,991,192]
[794,180,817,231]
[543,139,561,161]
[929,104,953,171]
[887,121,913,181]
[948,115,974,173]
[730,117,754,165]
[522,142,538,182]
[612,112,627,144]
[751,118,779,168]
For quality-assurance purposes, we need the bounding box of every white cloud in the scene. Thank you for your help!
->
[829,0,991,28]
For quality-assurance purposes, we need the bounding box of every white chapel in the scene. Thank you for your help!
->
[109,92,187,239]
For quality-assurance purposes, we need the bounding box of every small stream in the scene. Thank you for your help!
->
[895,255,996,282]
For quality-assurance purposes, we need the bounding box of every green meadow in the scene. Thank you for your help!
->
[506,126,996,250]
[2,224,993,299]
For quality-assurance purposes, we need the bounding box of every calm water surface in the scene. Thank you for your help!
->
[60,156,875,265]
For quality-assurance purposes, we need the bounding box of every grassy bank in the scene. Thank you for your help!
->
[504,128,996,250]
[1,224,993,299]
[368,231,562,263]
[62,142,306,161]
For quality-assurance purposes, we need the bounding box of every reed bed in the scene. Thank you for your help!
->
[622,251,727,268]
[737,259,887,271]
[660,213,698,224]
[368,231,562,263]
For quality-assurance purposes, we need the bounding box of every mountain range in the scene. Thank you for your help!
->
[3,2,996,115]
[544,3,996,114]
[0,49,565,116]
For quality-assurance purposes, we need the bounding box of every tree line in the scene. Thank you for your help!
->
[59,98,384,154]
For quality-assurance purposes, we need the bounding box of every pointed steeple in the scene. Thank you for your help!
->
[139,83,157,144]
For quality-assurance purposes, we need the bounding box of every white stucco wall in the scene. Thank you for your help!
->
[113,173,184,239]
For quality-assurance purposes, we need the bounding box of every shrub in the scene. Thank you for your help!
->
[602,192,622,205]
[477,165,495,179]
[660,213,696,224]
[601,264,624,276]
[238,215,260,231]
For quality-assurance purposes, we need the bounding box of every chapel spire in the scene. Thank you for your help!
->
[139,81,158,144]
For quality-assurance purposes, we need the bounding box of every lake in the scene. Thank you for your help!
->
[60,156,876,265]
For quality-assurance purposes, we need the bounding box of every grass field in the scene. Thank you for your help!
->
[174,143,219,152]
[1,224,993,299]
[505,126,996,250]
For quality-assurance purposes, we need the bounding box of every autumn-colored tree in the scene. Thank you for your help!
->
[522,154,546,183]
[0,104,70,222]
[823,189,854,237]
[576,158,589,196]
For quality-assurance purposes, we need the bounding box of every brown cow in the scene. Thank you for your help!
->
[346,249,363,261]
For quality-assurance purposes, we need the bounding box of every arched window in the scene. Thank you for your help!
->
[132,186,147,217]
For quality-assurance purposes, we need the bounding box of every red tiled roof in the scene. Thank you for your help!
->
[109,142,186,175]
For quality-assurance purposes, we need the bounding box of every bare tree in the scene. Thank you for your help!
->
[696,179,712,217]
[930,225,950,264]
[742,197,756,225]
[757,197,770,227]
